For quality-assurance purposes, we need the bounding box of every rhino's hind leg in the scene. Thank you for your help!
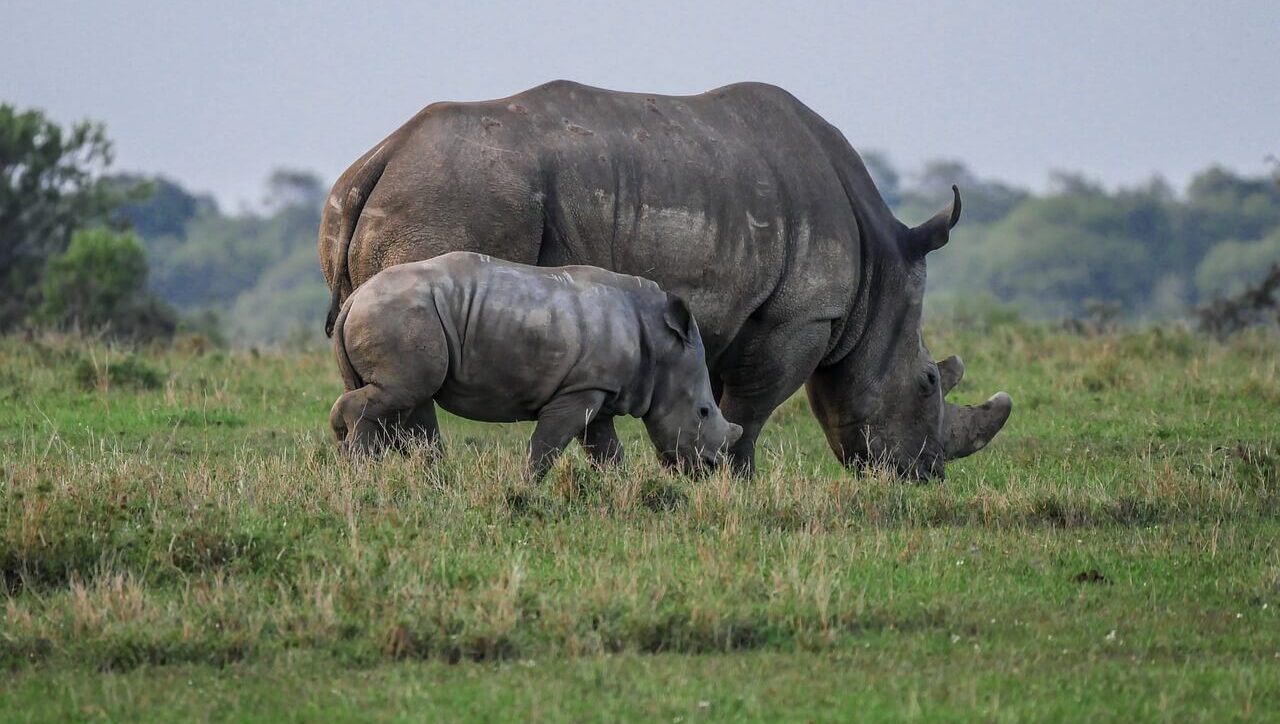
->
[576,415,624,468]
[395,402,443,456]
[528,390,608,481]
[330,384,410,458]
[338,295,450,458]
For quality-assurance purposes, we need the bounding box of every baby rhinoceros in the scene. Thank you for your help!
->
[329,251,742,478]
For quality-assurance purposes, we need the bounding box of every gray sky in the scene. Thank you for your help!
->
[6,1,1278,207]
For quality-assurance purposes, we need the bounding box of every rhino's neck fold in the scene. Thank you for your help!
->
[613,306,659,420]
[824,219,910,378]
[813,130,914,372]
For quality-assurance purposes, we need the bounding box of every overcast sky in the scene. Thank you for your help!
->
[5,1,1278,208]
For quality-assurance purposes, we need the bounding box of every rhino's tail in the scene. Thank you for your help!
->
[322,144,391,337]
[331,299,364,391]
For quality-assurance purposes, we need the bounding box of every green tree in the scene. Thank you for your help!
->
[38,228,175,339]
[141,170,324,316]
[901,160,1028,225]
[957,184,1172,318]
[983,214,1152,318]
[0,105,136,328]
[1178,166,1280,257]
[227,243,329,344]
[109,173,216,239]
[1194,230,1280,299]
[263,168,325,213]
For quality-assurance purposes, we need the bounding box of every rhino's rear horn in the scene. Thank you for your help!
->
[904,184,962,258]
[943,391,1011,460]
[937,355,964,395]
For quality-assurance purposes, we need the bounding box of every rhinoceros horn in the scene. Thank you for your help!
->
[937,354,1010,459]
[905,185,962,257]
[937,355,965,395]
[943,392,1012,460]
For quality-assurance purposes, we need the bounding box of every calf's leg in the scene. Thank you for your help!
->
[338,296,449,457]
[576,415,624,468]
[528,390,608,480]
[330,384,410,457]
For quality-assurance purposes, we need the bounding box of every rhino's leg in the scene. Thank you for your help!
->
[528,390,608,481]
[332,384,409,457]
[393,402,443,456]
[576,415,623,468]
[341,294,450,457]
[717,323,831,477]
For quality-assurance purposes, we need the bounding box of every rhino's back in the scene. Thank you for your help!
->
[351,252,650,420]
[338,81,896,364]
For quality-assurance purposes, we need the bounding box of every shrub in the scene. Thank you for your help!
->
[72,354,164,391]
[37,228,176,341]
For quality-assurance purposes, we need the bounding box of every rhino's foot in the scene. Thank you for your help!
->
[577,415,624,468]
[726,449,756,479]
[390,402,443,457]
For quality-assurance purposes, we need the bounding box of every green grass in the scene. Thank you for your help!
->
[2,325,1279,721]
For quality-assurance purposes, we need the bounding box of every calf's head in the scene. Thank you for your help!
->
[644,294,742,471]
[807,186,1012,480]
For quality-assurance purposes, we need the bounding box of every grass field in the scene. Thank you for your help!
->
[2,324,1278,721]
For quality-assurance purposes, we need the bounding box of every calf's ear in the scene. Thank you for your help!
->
[663,293,695,346]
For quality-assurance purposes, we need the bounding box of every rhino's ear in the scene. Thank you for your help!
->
[904,185,961,258]
[663,293,695,347]
[938,355,965,395]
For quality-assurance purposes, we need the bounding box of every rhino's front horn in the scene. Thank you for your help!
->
[943,391,1012,460]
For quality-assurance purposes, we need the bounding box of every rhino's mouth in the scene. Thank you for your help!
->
[659,451,721,475]
[845,450,944,482]
[826,421,945,481]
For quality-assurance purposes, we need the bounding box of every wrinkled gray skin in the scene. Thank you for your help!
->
[319,80,1011,479]
[329,251,743,479]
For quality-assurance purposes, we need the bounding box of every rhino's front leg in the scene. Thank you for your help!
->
[717,321,831,477]
[528,390,608,481]
[577,415,624,468]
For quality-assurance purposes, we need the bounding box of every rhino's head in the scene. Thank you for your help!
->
[807,186,1012,480]
[644,293,743,472]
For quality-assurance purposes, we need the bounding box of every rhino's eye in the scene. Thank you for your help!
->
[921,370,938,397]
[698,406,710,419]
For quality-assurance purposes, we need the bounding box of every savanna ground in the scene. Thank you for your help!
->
[1,323,1278,721]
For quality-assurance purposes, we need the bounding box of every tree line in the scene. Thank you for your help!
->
[3,104,1278,344]
[863,153,1280,323]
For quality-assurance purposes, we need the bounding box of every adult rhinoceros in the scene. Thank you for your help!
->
[318,80,1011,479]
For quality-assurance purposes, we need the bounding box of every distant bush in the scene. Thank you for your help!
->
[175,309,228,348]
[1196,263,1280,338]
[1062,300,1121,337]
[1194,231,1280,298]
[925,292,1022,332]
[37,228,176,341]
[72,354,164,391]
